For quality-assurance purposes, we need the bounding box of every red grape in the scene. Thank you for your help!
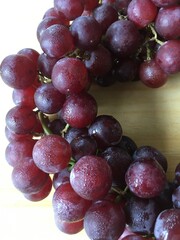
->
[70,155,112,200]
[32,134,71,173]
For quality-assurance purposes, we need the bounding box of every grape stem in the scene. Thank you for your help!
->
[148,24,164,46]
[61,123,70,137]
[111,185,129,196]
[38,111,52,135]
[38,72,52,84]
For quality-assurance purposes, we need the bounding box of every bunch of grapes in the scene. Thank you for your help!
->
[0,0,180,239]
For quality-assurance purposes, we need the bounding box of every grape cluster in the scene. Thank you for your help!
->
[0,0,180,239]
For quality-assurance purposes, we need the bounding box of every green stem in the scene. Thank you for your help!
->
[61,123,70,137]
[38,111,52,135]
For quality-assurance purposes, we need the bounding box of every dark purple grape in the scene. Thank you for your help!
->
[52,57,89,95]
[37,53,59,79]
[84,44,113,77]
[54,217,84,234]
[70,155,112,200]
[47,118,66,135]
[70,15,102,50]
[139,59,168,88]
[117,135,138,156]
[32,134,72,173]
[125,158,167,198]
[127,0,157,29]
[52,168,70,189]
[154,208,180,239]
[125,195,162,235]
[52,182,91,222]
[101,146,132,188]
[5,138,36,167]
[155,40,180,74]
[6,105,38,134]
[93,4,118,33]
[105,19,141,58]
[54,0,84,20]
[84,200,126,240]
[155,6,180,40]
[11,158,49,194]
[0,54,37,89]
[114,59,140,82]
[34,83,66,114]
[133,145,168,172]
[88,115,123,150]
[39,24,75,58]
[71,135,97,161]
[64,127,88,144]
[61,92,97,128]
[24,175,52,201]
[172,186,180,208]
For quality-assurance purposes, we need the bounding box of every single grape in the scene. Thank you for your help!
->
[11,158,49,194]
[32,134,71,173]
[155,40,180,74]
[100,146,132,188]
[61,92,97,128]
[39,24,75,58]
[70,15,102,50]
[84,44,113,77]
[105,19,141,57]
[114,58,140,82]
[127,0,157,29]
[64,127,88,144]
[24,175,52,201]
[125,158,167,198]
[117,135,138,156]
[5,138,36,167]
[70,135,97,161]
[52,182,91,222]
[52,168,70,189]
[54,217,84,234]
[133,145,168,172]
[34,83,66,114]
[154,208,180,239]
[70,155,112,200]
[125,195,162,235]
[52,57,89,95]
[93,4,118,33]
[5,105,38,134]
[139,59,168,88]
[155,6,180,40]
[84,200,126,240]
[37,53,59,79]
[88,115,123,150]
[54,0,84,20]
[47,118,66,135]
[0,54,37,89]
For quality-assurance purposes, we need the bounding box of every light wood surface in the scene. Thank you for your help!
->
[0,1,180,240]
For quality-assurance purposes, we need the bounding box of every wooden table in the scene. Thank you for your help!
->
[0,1,180,239]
